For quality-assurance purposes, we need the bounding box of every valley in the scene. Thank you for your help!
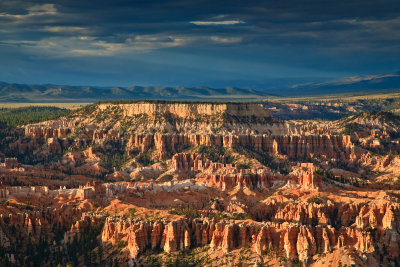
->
[0,101,399,266]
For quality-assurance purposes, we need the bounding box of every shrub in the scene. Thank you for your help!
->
[307,194,323,204]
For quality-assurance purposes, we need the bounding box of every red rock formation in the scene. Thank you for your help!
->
[128,222,151,257]
[204,170,275,191]
[274,202,333,225]
[4,102,400,266]
[23,125,353,161]
[296,226,317,263]
[161,219,190,253]
[290,163,321,189]
[0,206,85,242]
[101,216,397,261]
[142,134,353,160]
[382,204,400,230]
[25,126,70,138]
[209,221,235,253]
[171,153,213,171]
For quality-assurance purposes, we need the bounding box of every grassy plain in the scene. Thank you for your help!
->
[0,102,91,109]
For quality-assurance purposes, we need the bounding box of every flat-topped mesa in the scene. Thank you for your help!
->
[24,102,360,139]
[20,102,356,161]
[99,102,273,122]
[23,102,280,137]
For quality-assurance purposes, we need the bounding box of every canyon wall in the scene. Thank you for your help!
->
[101,214,400,263]
[128,133,353,159]
[99,102,272,119]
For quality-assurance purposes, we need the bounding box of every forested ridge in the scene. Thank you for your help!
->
[0,107,70,127]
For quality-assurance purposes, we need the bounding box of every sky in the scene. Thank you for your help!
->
[0,0,399,88]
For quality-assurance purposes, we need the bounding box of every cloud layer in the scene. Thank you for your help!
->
[0,0,399,86]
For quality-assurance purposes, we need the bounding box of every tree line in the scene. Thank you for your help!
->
[0,106,70,127]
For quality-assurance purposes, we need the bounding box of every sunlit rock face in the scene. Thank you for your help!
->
[1,102,400,266]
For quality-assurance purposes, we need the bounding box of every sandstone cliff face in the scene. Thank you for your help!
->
[172,152,323,192]
[202,171,274,191]
[274,202,333,226]
[23,103,354,160]
[25,126,70,139]
[0,205,85,243]
[100,103,272,120]
[101,216,393,262]
[255,201,400,232]
[290,163,321,189]
[128,133,353,160]
[3,102,400,266]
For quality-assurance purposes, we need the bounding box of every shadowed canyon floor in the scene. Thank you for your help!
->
[1,101,400,266]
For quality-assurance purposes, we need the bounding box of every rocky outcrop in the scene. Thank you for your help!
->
[1,103,400,266]
[162,220,191,252]
[25,126,70,139]
[127,133,353,160]
[101,102,272,121]
[290,163,321,189]
[171,153,227,171]
[21,103,354,162]
[203,170,275,191]
[0,206,86,243]
[274,202,333,225]
[101,217,393,261]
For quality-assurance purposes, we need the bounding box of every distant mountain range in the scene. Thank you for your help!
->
[284,73,400,96]
[200,73,400,96]
[0,83,269,102]
[0,72,399,102]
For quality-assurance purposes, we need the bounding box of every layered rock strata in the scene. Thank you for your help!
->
[101,216,399,263]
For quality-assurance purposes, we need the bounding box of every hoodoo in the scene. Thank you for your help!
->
[0,101,400,266]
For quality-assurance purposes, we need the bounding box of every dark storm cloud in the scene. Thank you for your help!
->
[0,0,399,86]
